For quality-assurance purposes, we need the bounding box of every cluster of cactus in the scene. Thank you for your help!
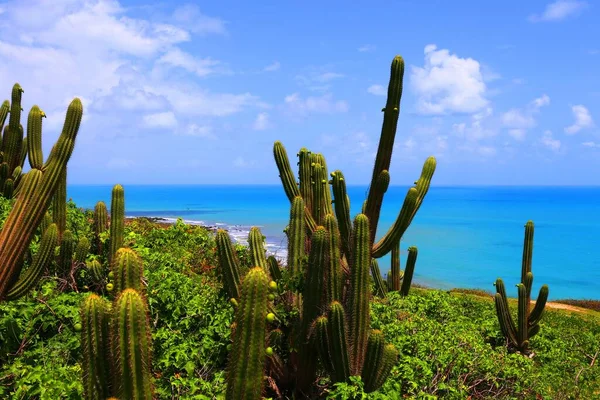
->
[215,55,436,398]
[80,247,153,400]
[0,83,83,301]
[494,221,549,354]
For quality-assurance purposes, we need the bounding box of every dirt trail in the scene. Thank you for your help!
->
[545,302,586,313]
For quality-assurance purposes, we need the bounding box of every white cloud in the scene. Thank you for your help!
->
[171,4,227,35]
[181,123,215,138]
[529,0,588,22]
[565,105,594,134]
[582,141,599,148]
[156,48,221,77]
[263,61,280,72]
[367,84,386,96]
[502,94,551,140]
[253,112,271,130]
[358,44,375,52]
[452,107,496,141]
[540,130,561,151]
[142,111,177,128]
[410,44,488,115]
[295,67,344,92]
[284,93,348,116]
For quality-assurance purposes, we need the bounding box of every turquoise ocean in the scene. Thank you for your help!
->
[67,185,600,301]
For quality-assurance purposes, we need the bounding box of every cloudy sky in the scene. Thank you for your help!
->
[0,0,598,185]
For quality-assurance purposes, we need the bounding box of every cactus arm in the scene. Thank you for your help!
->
[27,105,45,169]
[93,201,108,255]
[315,316,334,375]
[226,267,269,400]
[370,258,387,298]
[298,148,313,214]
[348,214,371,375]
[371,187,418,258]
[109,184,124,264]
[324,214,342,303]
[311,163,326,226]
[528,284,549,327]
[6,223,59,300]
[494,278,518,346]
[287,196,306,277]
[52,168,67,236]
[216,229,241,300]
[361,330,385,393]
[364,170,390,245]
[75,237,90,263]
[327,301,351,383]
[273,141,301,202]
[390,242,401,291]
[330,170,352,259]
[517,283,528,350]
[400,246,418,296]
[267,255,282,282]
[249,226,268,270]
[58,230,75,275]
[371,344,399,392]
[364,56,405,244]
[521,221,534,311]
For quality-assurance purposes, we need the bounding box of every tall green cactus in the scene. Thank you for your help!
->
[273,56,434,304]
[216,229,242,300]
[226,267,270,400]
[0,90,83,301]
[52,168,67,236]
[112,247,144,293]
[81,294,112,400]
[494,221,549,354]
[112,288,154,400]
[109,184,124,264]
[80,248,153,400]
[93,201,109,255]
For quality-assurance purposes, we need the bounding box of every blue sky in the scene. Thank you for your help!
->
[0,0,598,185]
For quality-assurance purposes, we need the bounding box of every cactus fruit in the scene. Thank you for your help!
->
[494,221,549,354]
[109,185,124,264]
[226,267,270,400]
[0,94,83,301]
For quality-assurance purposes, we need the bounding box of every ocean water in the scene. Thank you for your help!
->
[67,185,600,300]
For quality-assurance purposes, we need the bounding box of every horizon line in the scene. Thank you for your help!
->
[66,183,600,188]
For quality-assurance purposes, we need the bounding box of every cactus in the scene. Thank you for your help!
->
[58,229,76,275]
[93,201,109,255]
[112,247,144,293]
[216,229,242,299]
[81,294,112,400]
[494,221,549,354]
[5,223,59,300]
[75,237,91,264]
[0,91,83,301]
[249,226,268,270]
[111,289,153,400]
[370,258,388,298]
[267,255,282,282]
[52,168,67,236]
[226,267,270,400]
[80,248,153,400]
[109,185,124,264]
[87,259,104,282]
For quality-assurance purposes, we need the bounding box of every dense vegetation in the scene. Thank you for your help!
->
[0,198,598,399]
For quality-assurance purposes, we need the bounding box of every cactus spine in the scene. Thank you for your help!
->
[494,221,549,354]
[0,89,83,301]
[226,267,270,400]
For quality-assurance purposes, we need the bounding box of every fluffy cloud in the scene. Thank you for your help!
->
[410,44,489,115]
[540,130,561,151]
[529,0,588,22]
[502,94,551,140]
[142,111,177,128]
[565,105,594,134]
[253,112,271,130]
[582,141,600,148]
[358,44,375,52]
[367,84,386,96]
